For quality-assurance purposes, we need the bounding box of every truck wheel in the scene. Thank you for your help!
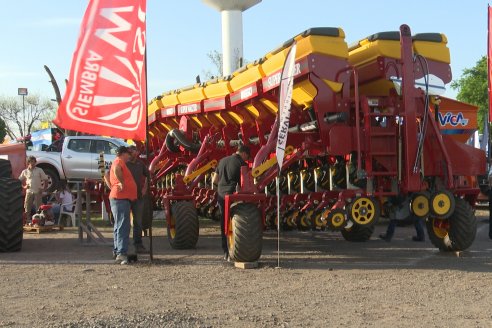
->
[0,159,12,178]
[41,167,60,192]
[341,224,375,242]
[426,198,477,251]
[228,203,262,263]
[167,201,199,249]
[0,178,24,252]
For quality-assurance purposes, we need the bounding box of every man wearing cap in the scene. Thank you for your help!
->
[212,145,251,261]
[105,146,137,265]
[126,145,150,253]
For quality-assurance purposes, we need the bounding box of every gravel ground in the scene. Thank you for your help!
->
[1,210,492,327]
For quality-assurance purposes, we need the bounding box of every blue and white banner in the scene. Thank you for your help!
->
[30,128,52,147]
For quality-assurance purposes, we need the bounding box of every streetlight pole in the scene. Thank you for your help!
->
[17,87,28,138]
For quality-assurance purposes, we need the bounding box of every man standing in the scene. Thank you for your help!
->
[105,146,137,265]
[19,156,48,223]
[212,145,250,261]
[127,145,150,253]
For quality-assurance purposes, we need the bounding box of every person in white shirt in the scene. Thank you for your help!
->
[51,181,74,224]
[19,156,48,222]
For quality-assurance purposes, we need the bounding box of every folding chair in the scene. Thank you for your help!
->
[59,199,78,227]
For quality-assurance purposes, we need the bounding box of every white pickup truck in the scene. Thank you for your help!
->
[26,136,128,191]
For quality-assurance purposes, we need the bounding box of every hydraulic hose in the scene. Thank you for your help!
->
[165,129,201,153]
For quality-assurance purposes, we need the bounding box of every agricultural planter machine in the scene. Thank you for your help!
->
[143,25,485,262]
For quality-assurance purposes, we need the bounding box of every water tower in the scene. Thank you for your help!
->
[202,0,261,76]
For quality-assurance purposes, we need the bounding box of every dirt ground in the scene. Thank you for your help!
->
[1,210,492,328]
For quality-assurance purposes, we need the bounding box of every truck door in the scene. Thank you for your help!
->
[63,138,94,179]
[91,140,119,179]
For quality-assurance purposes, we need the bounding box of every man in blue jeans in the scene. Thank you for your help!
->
[127,145,150,253]
[379,215,425,242]
[379,196,425,242]
[105,146,137,265]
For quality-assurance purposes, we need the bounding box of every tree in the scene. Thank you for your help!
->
[450,55,488,132]
[0,95,57,139]
[201,49,248,80]
[202,50,223,80]
[0,117,6,143]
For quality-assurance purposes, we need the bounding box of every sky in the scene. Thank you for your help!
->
[0,0,489,102]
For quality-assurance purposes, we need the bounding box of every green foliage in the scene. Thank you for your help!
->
[0,117,6,143]
[450,56,488,132]
[0,94,56,139]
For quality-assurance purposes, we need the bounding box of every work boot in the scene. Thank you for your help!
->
[379,233,391,242]
[135,244,148,254]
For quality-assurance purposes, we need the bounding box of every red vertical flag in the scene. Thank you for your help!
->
[54,0,147,141]
[488,6,492,122]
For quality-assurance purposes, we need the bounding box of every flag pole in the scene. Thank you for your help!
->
[144,41,153,263]
[274,41,297,269]
[276,173,281,268]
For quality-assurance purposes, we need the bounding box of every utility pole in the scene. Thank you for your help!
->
[17,87,28,138]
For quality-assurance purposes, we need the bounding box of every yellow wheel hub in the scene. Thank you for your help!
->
[300,213,311,227]
[350,197,377,225]
[431,218,449,239]
[431,191,453,218]
[330,212,345,229]
[314,213,325,228]
[411,194,430,218]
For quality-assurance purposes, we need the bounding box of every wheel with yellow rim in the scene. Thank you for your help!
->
[167,201,199,249]
[227,203,262,263]
[297,211,312,231]
[430,190,455,219]
[324,209,346,231]
[426,198,477,251]
[348,197,380,227]
[410,192,430,219]
[313,211,326,230]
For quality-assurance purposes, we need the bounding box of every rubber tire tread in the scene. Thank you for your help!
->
[167,201,199,249]
[341,224,375,242]
[0,159,12,178]
[228,203,263,262]
[426,198,477,251]
[448,198,476,251]
[0,178,24,252]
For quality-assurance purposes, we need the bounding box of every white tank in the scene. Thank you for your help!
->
[202,0,261,76]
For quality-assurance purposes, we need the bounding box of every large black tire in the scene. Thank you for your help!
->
[0,178,24,252]
[426,198,477,251]
[40,166,60,193]
[341,224,375,242]
[228,203,262,262]
[0,159,12,178]
[167,201,199,249]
